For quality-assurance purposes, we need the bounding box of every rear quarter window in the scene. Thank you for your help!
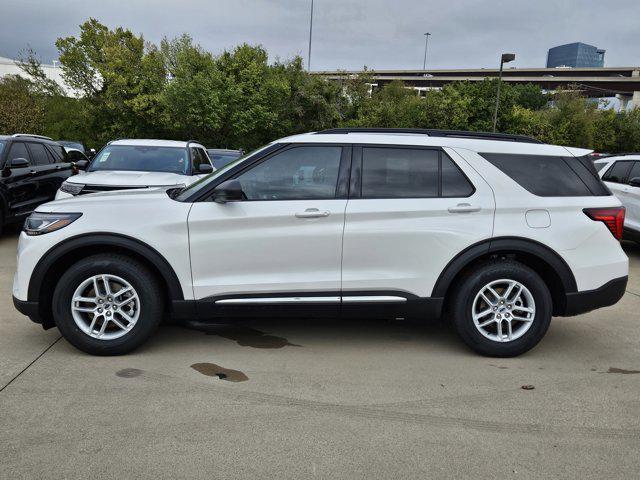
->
[480,153,609,197]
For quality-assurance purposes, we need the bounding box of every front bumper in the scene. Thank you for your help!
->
[563,276,628,316]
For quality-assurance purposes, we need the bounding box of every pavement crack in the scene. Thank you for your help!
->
[626,289,640,299]
[0,335,62,394]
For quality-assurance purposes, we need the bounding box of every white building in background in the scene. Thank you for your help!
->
[0,55,74,95]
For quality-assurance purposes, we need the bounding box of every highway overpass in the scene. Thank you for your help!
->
[313,66,640,109]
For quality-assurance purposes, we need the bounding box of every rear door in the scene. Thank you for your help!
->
[341,145,495,301]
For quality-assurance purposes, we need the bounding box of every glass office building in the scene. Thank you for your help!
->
[546,43,605,68]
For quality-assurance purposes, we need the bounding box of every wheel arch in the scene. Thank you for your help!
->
[433,237,577,316]
[29,233,184,328]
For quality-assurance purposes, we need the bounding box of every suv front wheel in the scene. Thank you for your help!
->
[52,254,163,355]
[450,260,552,357]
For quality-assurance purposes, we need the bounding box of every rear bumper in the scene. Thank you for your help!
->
[562,276,628,316]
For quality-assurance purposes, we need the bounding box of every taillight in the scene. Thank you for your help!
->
[583,207,625,240]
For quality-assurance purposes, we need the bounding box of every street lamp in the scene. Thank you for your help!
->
[307,0,314,71]
[422,33,431,70]
[492,53,516,132]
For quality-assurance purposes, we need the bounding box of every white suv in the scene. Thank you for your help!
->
[13,129,629,357]
[55,139,213,199]
[594,154,640,243]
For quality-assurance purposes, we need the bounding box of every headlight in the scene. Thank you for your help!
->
[60,181,84,195]
[24,213,82,236]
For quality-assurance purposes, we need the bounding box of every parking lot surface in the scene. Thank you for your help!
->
[1,230,639,479]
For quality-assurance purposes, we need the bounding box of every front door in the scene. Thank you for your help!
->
[188,144,349,314]
[3,142,41,218]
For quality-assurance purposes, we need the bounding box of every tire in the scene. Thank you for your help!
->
[52,254,163,355]
[450,260,552,357]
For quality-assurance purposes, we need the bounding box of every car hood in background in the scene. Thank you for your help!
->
[66,170,193,187]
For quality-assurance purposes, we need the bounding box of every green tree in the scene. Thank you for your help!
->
[0,75,45,134]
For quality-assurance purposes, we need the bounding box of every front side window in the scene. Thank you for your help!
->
[89,145,189,174]
[6,142,30,165]
[236,146,342,200]
[603,161,633,184]
[190,147,210,172]
[361,147,439,198]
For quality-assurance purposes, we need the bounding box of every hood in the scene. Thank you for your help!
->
[67,170,190,187]
[38,187,176,212]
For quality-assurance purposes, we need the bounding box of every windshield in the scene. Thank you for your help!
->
[176,143,276,201]
[60,141,84,151]
[89,145,189,174]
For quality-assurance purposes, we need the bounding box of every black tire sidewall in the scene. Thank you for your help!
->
[53,255,163,355]
[452,261,552,357]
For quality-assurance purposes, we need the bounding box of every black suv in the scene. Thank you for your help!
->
[0,134,74,233]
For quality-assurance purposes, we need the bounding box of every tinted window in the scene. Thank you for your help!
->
[190,147,210,172]
[594,162,609,173]
[27,143,53,166]
[48,144,68,163]
[362,147,438,198]
[237,146,341,200]
[628,162,640,184]
[482,153,593,197]
[0,141,5,157]
[6,142,30,165]
[209,152,242,169]
[442,154,474,197]
[603,161,633,184]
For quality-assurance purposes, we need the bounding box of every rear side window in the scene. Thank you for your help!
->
[628,162,640,183]
[603,161,633,184]
[594,162,610,173]
[362,148,438,198]
[360,148,474,198]
[27,143,53,166]
[481,153,608,197]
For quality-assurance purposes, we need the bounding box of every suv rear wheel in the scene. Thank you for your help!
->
[450,260,552,357]
[52,254,163,355]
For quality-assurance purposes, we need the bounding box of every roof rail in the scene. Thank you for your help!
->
[315,128,543,144]
[11,133,53,141]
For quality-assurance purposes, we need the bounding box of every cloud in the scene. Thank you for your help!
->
[1,0,638,70]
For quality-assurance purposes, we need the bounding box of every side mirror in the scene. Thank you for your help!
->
[75,159,89,170]
[629,177,640,188]
[212,179,244,203]
[10,158,30,168]
[198,163,214,174]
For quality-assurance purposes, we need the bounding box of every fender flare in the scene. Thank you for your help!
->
[28,232,184,302]
[431,236,577,298]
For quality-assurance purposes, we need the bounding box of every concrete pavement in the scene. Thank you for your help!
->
[1,231,639,479]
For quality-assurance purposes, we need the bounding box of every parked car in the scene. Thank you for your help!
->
[14,128,628,357]
[0,134,73,234]
[206,148,243,169]
[55,139,213,199]
[65,148,91,164]
[57,140,96,158]
[594,154,640,243]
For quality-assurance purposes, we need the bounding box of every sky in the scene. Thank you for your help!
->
[1,0,639,71]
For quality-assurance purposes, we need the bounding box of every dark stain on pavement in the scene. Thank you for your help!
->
[191,362,249,382]
[607,367,640,374]
[204,326,301,349]
[116,368,143,378]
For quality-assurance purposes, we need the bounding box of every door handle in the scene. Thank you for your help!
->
[448,203,481,213]
[29,170,37,175]
[295,208,330,218]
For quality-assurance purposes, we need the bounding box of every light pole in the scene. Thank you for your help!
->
[492,52,515,132]
[307,0,314,71]
[422,32,431,70]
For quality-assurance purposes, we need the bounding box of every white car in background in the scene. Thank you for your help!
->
[595,154,640,242]
[55,139,214,199]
